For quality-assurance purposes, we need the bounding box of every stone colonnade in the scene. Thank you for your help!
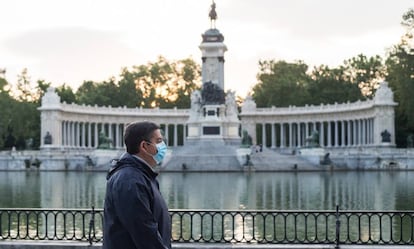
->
[39,88,189,149]
[39,82,397,150]
[240,82,397,148]
[253,118,376,149]
[59,121,186,149]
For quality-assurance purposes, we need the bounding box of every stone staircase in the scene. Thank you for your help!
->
[247,148,321,171]
[161,140,242,172]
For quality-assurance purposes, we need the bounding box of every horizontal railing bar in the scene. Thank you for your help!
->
[0,208,412,246]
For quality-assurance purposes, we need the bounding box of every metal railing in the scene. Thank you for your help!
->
[0,206,413,247]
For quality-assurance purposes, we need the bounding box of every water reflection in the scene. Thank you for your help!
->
[159,171,414,210]
[0,171,413,210]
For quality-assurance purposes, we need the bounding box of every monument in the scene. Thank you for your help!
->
[162,1,243,171]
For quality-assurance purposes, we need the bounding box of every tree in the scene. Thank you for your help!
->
[117,69,145,108]
[307,65,364,105]
[161,57,201,108]
[34,79,51,105]
[133,56,201,108]
[13,69,39,102]
[252,60,311,107]
[76,80,118,106]
[0,76,12,149]
[342,54,387,98]
[56,83,76,104]
[75,57,200,109]
[385,8,414,147]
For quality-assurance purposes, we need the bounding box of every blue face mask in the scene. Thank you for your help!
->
[152,141,167,164]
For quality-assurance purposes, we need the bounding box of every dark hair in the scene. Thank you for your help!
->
[124,121,160,154]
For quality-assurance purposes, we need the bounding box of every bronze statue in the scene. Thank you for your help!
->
[44,132,52,145]
[305,130,319,148]
[381,129,391,143]
[98,131,112,149]
[201,81,225,105]
[241,130,253,148]
[209,0,217,28]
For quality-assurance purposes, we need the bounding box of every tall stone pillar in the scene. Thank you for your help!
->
[38,87,62,150]
[271,123,276,149]
[373,82,397,146]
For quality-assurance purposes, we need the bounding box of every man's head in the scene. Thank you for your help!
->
[124,121,164,166]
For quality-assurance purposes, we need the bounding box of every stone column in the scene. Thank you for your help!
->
[352,120,358,146]
[71,122,75,147]
[183,124,187,146]
[165,124,169,146]
[320,122,325,147]
[334,120,339,147]
[62,121,66,146]
[297,123,301,148]
[305,122,309,142]
[66,121,70,147]
[94,123,99,148]
[341,120,345,147]
[347,120,351,147]
[116,123,120,148]
[88,123,92,148]
[369,119,374,144]
[262,123,266,147]
[363,119,367,145]
[280,123,285,148]
[271,123,276,149]
[81,122,86,147]
[108,123,113,148]
[359,119,363,145]
[327,121,332,147]
[289,123,293,148]
[174,124,178,147]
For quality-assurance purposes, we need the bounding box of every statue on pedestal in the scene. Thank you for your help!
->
[98,131,112,149]
[305,130,319,148]
[407,134,413,148]
[209,0,217,28]
[44,132,52,145]
[201,81,225,105]
[241,130,253,148]
[190,90,201,115]
[381,129,391,143]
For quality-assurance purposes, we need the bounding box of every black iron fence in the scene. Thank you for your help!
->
[0,206,413,246]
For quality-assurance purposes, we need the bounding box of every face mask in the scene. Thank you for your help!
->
[150,141,167,164]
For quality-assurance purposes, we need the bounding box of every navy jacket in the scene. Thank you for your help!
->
[103,153,171,249]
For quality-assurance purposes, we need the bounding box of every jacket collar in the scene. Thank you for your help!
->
[106,152,158,180]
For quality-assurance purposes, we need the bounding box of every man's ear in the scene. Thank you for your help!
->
[138,141,146,153]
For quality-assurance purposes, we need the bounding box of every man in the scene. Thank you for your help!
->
[103,121,171,249]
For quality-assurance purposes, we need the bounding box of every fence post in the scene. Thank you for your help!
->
[89,205,95,245]
[335,205,341,249]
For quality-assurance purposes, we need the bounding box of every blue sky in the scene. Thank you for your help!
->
[0,0,412,97]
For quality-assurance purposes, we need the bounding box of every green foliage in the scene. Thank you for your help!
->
[1,9,413,149]
[0,93,40,150]
[308,65,364,105]
[76,80,119,106]
[385,9,414,147]
[342,54,387,97]
[252,59,367,107]
[117,69,144,108]
[35,80,51,104]
[56,83,76,104]
[0,77,12,148]
[75,57,200,109]
[252,60,311,107]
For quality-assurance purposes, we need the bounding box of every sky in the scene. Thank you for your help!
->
[0,0,412,97]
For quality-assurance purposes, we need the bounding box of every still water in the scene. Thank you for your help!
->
[0,171,413,210]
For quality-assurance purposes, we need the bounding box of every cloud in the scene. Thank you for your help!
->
[4,27,139,86]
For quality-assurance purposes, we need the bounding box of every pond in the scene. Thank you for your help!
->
[1,170,413,211]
